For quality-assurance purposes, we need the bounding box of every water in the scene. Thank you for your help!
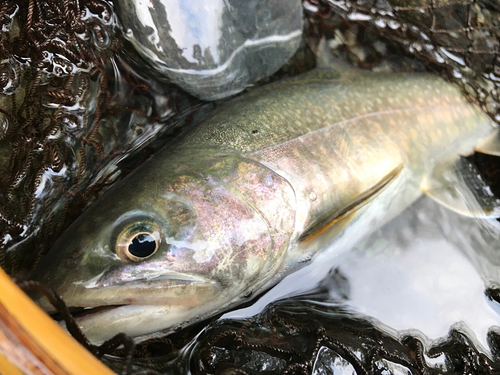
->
[337,197,500,350]
[101,196,500,373]
[2,1,500,372]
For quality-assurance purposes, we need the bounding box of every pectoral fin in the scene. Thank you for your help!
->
[423,155,500,218]
[299,165,403,243]
[475,127,500,156]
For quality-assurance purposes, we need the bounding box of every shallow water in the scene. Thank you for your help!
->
[333,196,500,351]
[220,195,500,348]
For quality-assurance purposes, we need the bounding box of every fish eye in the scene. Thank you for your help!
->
[116,223,161,262]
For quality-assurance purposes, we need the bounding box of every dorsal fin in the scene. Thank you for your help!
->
[298,165,403,243]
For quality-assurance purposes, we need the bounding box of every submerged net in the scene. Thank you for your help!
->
[1,0,500,373]
[322,0,500,122]
[96,295,500,374]
[0,0,210,275]
[159,298,500,375]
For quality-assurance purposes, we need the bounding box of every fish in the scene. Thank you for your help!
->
[32,68,499,344]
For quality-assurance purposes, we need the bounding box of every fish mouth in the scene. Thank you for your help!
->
[78,269,211,289]
[40,278,223,344]
[35,271,220,314]
[35,271,223,342]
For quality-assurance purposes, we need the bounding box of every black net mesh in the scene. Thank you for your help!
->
[317,0,500,122]
[99,297,500,374]
[0,0,210,275]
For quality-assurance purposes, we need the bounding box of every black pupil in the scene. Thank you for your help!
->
[128,233,156,258]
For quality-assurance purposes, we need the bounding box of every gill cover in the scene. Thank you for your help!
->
[33,148,296,314]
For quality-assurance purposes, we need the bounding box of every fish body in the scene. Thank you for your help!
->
[33,69,495,343]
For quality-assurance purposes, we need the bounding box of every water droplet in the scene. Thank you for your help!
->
[92,25,110,49]
[0,58,19,94]
[0,112,9,138]
[309,191,317,201]
[265,176,274,187]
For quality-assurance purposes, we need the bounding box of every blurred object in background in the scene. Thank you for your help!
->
[115,0,304,100]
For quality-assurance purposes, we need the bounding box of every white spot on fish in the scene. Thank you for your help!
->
[166,237,215,263]
[90,244,121,261]
[264,175,274,187]
[76,270,108,289]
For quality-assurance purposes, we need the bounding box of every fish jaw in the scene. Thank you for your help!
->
[35,269,220,310]
[70,304,217,345]
[35,267,227,342]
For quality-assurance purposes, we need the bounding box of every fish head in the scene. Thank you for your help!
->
[32,148,295,340]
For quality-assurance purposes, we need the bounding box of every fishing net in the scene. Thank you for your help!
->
[0,0,212,275]
[321,0,500,122]
[139,298,500,375]
[1,0,500,373]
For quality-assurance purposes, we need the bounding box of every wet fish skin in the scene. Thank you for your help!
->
[32,69,495,343]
